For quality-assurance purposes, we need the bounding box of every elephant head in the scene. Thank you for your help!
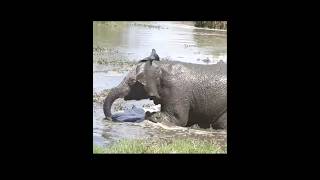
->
[103,60,162,119]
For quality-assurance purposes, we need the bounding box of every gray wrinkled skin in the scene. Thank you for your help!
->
[103,60,227,129]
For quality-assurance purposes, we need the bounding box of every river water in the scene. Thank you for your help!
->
[93,21,227,150]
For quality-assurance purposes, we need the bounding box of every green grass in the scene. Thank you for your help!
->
[93,138,226,154]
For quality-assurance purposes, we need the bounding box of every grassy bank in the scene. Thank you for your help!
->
[194,21,227,30]
[93,138,226,154]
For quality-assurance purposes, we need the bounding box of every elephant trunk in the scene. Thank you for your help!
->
[103,84,129,119]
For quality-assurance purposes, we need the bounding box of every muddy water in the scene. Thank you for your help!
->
[93,21,227,64]
[93,21,227,150]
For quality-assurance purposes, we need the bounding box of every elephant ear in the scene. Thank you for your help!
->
[135,72,147,85]
[135,62,148,86]
[135,60,158,86]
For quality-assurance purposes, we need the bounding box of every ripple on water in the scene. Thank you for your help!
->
[93,72,126,94]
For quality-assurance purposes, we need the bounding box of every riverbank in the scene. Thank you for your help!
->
[194,21,227,30]
[93,138,226,154]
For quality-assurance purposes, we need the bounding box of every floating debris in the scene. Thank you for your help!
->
[202,57,210,63]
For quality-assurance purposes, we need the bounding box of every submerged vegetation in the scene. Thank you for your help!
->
[93,89,110,103]
[93,138,226,154]
[129,22,168,29]
[93,46,137,72]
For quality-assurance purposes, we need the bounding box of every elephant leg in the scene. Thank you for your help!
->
[169,102,190,126]
[146,112,176,126]
[211,111,227,129]
[146,102,190,127]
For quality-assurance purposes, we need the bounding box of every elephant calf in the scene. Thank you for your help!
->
[103,59,227,129]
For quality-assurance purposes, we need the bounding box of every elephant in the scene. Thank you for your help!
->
[103,58,227,129]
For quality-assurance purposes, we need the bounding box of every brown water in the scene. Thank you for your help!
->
[93,21,227,64]
[93,21,227,149]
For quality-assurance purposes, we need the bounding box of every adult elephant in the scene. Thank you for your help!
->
[103,59,227,129]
